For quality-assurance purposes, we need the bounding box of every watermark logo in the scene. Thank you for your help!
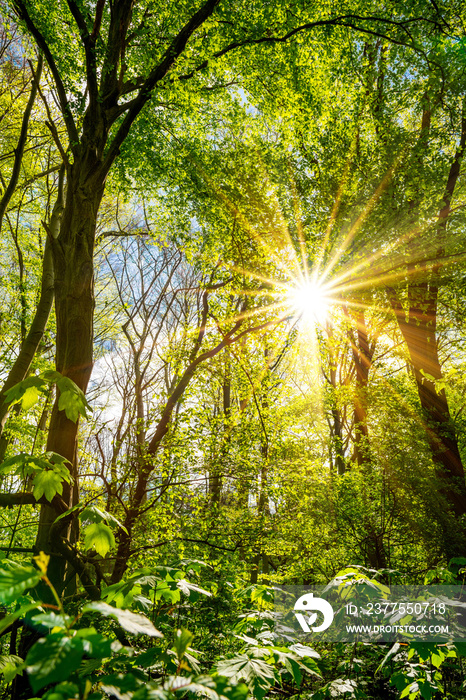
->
[276,585,466,642]
[294,592,334,633]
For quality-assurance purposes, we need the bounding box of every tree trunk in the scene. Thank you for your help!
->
[349,308,375,467]
[35,157,105,595]
[110,308,246,583]
[345,308,387,568]
[210,349,231,503]
[325,323,346,475]
[388,284,466,519]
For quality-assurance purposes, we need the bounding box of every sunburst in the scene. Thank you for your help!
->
[285,278,334,326]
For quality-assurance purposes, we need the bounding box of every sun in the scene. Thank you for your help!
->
[286,279,331,325]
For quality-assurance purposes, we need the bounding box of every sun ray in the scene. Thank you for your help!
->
[313,134,358,278]
[320,154,401,282]
[286,159,310,283]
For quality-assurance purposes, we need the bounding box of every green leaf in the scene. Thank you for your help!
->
[216,654,276,699]
[0,453,35,476]
[41,370,62,383]
[173,628,194,661]
[20,386,41,411]
[391,671,412,693]
[169,675,249,700]
[376,642,400,673]
[57,392,80,422]
[155,581,181,604]
[176,579,211,597]
[82,601,163,637]
[32,470,63,502]
[400,682,419,699]
[31,612,71,630]
[53,502,82,523]
[56,376,92,421]
[327,678,364,697]
[80,505,128,534]
[42,681,81,699]
[84,522,115,557]
[0,655,24,683]
[284,657,302,685]
[418,679,434,700]
[289,644,320,659]
[0,562,41,603]
[100,673,141,699]
[74,628,113,659]
[0,452,71,483]
[250,585,274,604]
[25,634,85,692]
[3,376,46,408]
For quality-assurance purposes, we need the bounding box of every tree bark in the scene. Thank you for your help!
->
[348,308,376,467]
[10,0,228,596]
[388,285,466,519]
[209,348,231,503]
[325,323,346,475]
[35,157,105,594]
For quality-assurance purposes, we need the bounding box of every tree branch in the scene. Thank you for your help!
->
[177,13,440,83]
[65,0,99,112]
[102,0,221,174]
[13,0,80,150]
[0,491,68,512]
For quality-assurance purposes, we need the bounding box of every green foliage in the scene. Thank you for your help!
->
[0,602,41,634]
[26,635,88,693]
[3,549,466,699]
[0,451,72,501]
[82,601,162,637]
[0,654,24,683]
[0,554,256,699]
[310,678,366,699]
[3,2,466,699]
[83,522,115,558]
[4,371,92,421]
[0,561,41,603]
[217,654,276,700]
[80,505,128,533]
[173,628,194,661]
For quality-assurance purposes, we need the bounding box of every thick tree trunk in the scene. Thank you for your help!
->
[388,284,466,519]
[35,158,105,594]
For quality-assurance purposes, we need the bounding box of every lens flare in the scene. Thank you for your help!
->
[286,279,331,325]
